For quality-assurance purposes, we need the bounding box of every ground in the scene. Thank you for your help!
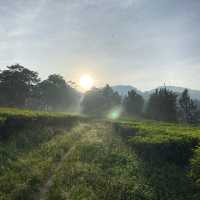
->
[0,110,200,199]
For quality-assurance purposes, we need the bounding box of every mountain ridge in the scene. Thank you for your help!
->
[112,85,200,100]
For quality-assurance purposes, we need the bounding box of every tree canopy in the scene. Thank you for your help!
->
[0,64,200,123]
[123,90,144,116]
[146,88,177,122]
[0,65,80,112]
[81,85,121,117]
[179,89,199,123]
[0,64,40,107]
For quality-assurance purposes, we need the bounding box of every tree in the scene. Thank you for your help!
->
[179,89,199,123]
[81,85,121,117]
[35,74,80,111]
[146,88,177,121]
[123,90,144,116]
[0,64,40,107]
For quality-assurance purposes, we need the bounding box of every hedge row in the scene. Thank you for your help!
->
[113,121,200,166]
[190,146,200,187]
[0,108,87,139]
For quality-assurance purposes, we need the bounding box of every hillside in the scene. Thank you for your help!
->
[0,108,200,199]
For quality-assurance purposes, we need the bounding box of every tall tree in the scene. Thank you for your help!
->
[36,74,79,111]
[81,85,121,117]
[146,88,177,121]
[0,64,40,107]
[179,89,198,123]
[123,90,144,116]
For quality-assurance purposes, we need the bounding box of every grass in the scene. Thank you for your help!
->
[0,108,200,199]
[0,107,87,139]
[113,118,200,199]
[43,122,153,200]
[0,107,86,199]
[190,146,200,188]
[113,119,200,164]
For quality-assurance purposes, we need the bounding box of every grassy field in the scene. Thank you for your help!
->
[0,108,200,199]
[113,119,200,198]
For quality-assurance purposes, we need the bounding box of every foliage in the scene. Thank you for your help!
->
[0,128,77,200]
[190,146,200,188]
[113,119,200,163]
[44,123,153,200]
[0,65,80,112]
[146,88,178,122]
[33,74,80,112]
[113,119,200,199]
[0,64,40,108]
[123,90,144,116]
[0,108,87,199]
[0,107,86,140]
[179,89,199,123]
[81,85,121,117]
[0,108,200,199]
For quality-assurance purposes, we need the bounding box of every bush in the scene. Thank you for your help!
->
[128,134,198,165]
[0,108,86,139]
[113,120,200,166]
[190,146,200,187]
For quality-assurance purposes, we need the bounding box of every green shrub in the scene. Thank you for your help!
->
[190,146,200,187]
[128,134,198,165]
[0,107,86,139]
[114,120,200,166]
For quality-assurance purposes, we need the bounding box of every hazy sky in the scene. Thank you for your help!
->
[0,0,200,91]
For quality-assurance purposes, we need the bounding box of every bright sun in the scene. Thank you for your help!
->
[79,74,94,90]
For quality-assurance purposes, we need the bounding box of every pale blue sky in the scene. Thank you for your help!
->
[0,0,200,90]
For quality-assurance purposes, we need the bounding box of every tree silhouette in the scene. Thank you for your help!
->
[81,85,121,117]
[146,88,177,121]
[179,89,198,123]
[123,90,144,116]
[36,74,79,111]
[0,64,40,107]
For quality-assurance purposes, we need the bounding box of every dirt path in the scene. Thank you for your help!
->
[35,121,150,200]
[37,123,92,200]
[38,145,76,200]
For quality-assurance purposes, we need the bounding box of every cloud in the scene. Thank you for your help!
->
[0,0,200,90]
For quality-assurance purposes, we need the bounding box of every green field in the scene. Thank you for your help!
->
[0,108,200,200]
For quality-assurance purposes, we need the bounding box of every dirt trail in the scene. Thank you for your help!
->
[36,121,143,200]
[37,123,92,200]
[38,146,76,200]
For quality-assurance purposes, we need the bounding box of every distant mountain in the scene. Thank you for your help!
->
[144,86,200,101]
[112,85,143,96]
[112,85,200,101]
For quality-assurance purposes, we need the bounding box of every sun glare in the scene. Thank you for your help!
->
[79,74,94,90]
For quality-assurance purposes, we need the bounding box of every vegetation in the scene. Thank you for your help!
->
[179,89,199,123]
[1,64,200,123]
[0,65,79,112]
[81,85,121,117]
[123,90,144,116]
[0,108,87,199]
[0,65,40,108]
[0,108,200,199]
[0,64,200,199]
[190,146,200,188]
[146,88,177,121]
[113,119,200,198]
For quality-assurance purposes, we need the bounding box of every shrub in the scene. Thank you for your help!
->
[113,120,200,166]
[0,108,86,139]
[190,146,200,187]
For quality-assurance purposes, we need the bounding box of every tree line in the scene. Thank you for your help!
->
[0,64,80,112]
[82,84,200,123]
[0,64,199,123]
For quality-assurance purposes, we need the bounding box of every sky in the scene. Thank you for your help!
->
[0,0,200,91]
